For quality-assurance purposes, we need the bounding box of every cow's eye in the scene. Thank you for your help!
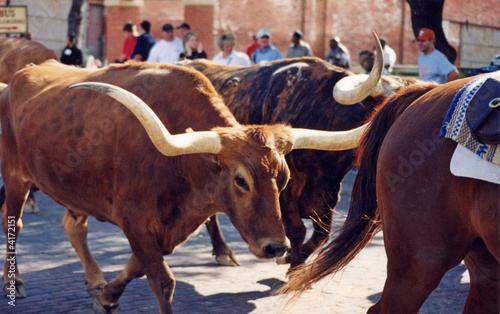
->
[234,175,249,191]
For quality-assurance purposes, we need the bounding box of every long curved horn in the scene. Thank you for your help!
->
[70,82,222,156]
[333,32,384,105]
[0,83,7,92]
[291,123,368,151]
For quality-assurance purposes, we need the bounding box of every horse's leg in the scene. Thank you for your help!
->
[205,214,239,266]
[1,181,31,297]
[61,209,107,297]
[371,164,470,312]
[463,239,499,313]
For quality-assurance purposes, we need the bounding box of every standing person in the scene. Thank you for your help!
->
[286,30,313,58]
[250,28,282,64]
[326,36,350,69]
[379,38,397,73]
[175,22,191,41]
[117,22,138,63]
[416,28,458,84]
[179,31,207,60]
[147,24,184,64]
[60,32,83,66]
[359,50,375,74]
[19,31,33,40]
[212,33,250,66]
[131,20,155,61]
[246,34,259,58]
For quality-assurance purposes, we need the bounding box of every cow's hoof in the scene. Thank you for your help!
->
[93,297,118,314]
[3,280,26,298]
[215,251,240,266]
[23,199,39,214]
[91,289,118,314]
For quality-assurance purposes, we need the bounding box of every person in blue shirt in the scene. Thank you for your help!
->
[131,20,156,61]
[251,28,282,64]
[416,28,458,84]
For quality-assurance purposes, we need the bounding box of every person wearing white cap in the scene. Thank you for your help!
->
[250,28,283,64]
[286,30,313,58]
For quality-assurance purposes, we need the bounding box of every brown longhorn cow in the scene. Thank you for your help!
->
[0,60,367,313]
[0,37,59,213]
[183,33,418,270]
[0,37,59,83]
[282,74,500,313]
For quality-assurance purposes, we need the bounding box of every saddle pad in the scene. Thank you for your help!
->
[451,144,500,184]
[440,71,500,165]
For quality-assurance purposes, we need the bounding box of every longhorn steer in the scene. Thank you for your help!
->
[0,60,366,312]
[0,37,59,213]
[0,37,59,83]
[183,33,417,270]
[283,75,499,313]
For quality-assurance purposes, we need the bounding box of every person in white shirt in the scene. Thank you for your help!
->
[147,24,184,64]
[212,33,251,66]
[379,38,397,74]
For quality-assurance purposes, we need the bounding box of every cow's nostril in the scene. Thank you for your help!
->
[264,244,289,258]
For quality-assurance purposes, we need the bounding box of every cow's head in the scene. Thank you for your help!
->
[70,82,367,260]
[211,124,293,259]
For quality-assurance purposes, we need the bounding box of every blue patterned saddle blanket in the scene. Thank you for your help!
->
[440,72,499,166]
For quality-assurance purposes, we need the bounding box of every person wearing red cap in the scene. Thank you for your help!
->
[416,28,458,84]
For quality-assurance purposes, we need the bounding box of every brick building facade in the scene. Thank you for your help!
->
[1,0,499,70]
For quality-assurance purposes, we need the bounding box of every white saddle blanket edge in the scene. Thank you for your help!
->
[450,144,500,184]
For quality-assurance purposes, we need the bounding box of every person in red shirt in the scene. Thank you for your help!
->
[246,34,259,58]
[117,22,138,63]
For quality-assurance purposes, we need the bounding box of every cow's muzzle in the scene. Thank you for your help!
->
[264,244,289,259]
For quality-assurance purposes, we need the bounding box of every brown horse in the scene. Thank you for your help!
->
[282,76,500,313]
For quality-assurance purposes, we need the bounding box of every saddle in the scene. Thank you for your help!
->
[466,77,500,144]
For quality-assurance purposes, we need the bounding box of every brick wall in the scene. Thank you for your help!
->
[105,5,141,62]
[184,4,214,59]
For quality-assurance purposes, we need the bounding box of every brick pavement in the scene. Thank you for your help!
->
[0,170,469,313]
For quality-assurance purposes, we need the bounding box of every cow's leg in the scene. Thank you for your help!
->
[301,181,341,260]
[62,209,107,297]
[463,239,499,313]
[94,253,145,312]
[278,198,306,270]
[205,214,240,266]
[23,185,40,214]
[99,230,175,313]
[301,208,333,259]
[1,182,31,298]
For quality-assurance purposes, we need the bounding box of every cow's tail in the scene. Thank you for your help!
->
[279,82,438,298]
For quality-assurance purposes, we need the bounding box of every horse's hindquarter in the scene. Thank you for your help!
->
[376,81,500,261]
